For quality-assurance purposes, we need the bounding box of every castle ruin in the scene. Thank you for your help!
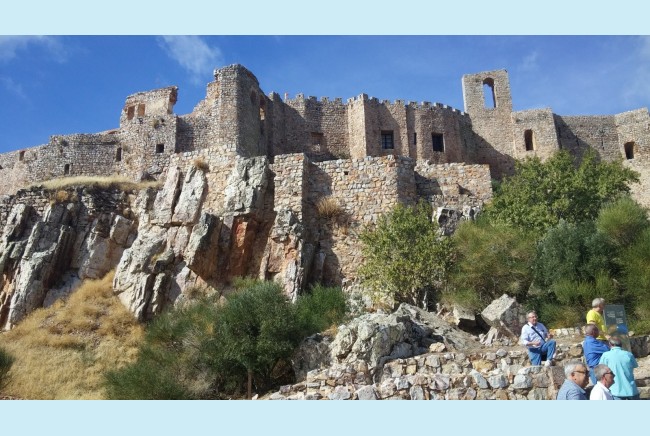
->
[0,64,648,326]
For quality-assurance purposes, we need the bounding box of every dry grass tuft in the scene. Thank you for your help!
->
[193,157,209,172]
[50,189,79,204]
[35,175,161,192]
[316,196,344,219]
[0,271,144,399]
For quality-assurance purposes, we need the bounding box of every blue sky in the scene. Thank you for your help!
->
[2,35,650,154]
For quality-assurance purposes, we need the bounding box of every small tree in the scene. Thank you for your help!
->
[212,282,303,398]
[486,150,638,235]
[359,202,454,309]
[447,219,535,311]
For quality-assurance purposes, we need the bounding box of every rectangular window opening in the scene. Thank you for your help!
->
[525,129,535,151]
[156,144,165,153]
[432,133,444,153]
[381,131,394,150]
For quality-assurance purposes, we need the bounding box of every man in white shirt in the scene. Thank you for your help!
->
[520,311,556,366]
[590,364,615,400]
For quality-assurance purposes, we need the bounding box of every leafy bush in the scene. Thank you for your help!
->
[359,202,454,309]
[105,295,221,400]
[621,227,650,331]
[596,196,649,250]
[486,150,638,234]
[0,347,15,391]
[295,284,347,334]
[534,221,613,290]
[106,280,346,399]
[446,219,535,311]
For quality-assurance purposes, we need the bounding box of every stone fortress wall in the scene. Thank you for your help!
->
[0,63,649,210]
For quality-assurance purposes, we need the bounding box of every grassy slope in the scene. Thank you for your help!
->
[0,272,143,399]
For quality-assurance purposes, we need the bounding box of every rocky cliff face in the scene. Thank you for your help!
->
[0,156,311,328]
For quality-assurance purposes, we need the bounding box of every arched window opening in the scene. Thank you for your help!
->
[483,78,496,109]
[525,130,535,151]
[624,142,635,160]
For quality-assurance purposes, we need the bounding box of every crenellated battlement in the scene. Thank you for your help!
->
[0,64,649,209]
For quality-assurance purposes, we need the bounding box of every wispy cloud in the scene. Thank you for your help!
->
[519,51,539,72]
[622,36,650,107]
[0,36,67,63]
[158,36,222,85]
[0,76,27,100]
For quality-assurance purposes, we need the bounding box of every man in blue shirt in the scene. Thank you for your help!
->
[520,311,557,366]
[583,324,609,384]
[599,336,640,400]
[557,362,589,400]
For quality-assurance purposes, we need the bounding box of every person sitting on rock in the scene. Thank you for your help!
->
[557,362,589,400]
[589,364,615,400]
[583,324,610,384]
[520,310,557,367]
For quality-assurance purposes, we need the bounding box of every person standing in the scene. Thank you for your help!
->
[599,336,640,400]
[589,364,615,400]
[557,362,589,400]
[586,298,608,341]
[583,324,609,384]
[520,311,557,367]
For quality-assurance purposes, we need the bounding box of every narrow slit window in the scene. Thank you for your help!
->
[413,132,417,145]
[525,130,535,151]
[624,142,635,159]
[381,131,394,150]
[64,164,70,175]
[18,151,25,161]
[116,147,122,162]
[483,78,496,109]
[432,133,444,153]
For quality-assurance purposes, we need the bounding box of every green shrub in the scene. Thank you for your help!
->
[446,219,535,311]
[212,281,303,397]
[596,196,649,250]
[105,295,222,400]
[359,202,454,309]
[486,150,638,234]
[0,347,15,391]
[534,221,614,290]
[295,284,347,334]
[621,228,650,313]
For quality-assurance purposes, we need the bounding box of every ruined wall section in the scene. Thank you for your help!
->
[212,65,266,157]
[307,155,416,284]
[275,96,349,162]
[414,162,492,209]
[462,70,516,178]
[616,109,650,208]
[410,103,470,164]
[175,81,221,154]
[347,96,369,159]
[554,115,618,161]
[511,109,559,161]
[118,86,179,180]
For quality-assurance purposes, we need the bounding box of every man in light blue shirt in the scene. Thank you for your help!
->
[520,311,557,366]
[557,362,589,400]
[599,336,640,400]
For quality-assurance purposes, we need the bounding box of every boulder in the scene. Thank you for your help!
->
[479,294,526,338]
[171,166,207,225]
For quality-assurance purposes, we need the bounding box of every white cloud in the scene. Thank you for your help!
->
[519,51,539,72]
[0,76,27,100]
[0,36,67,63]
[158,36,223,85]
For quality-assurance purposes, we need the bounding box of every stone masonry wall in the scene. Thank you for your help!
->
[415,162,492,209]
